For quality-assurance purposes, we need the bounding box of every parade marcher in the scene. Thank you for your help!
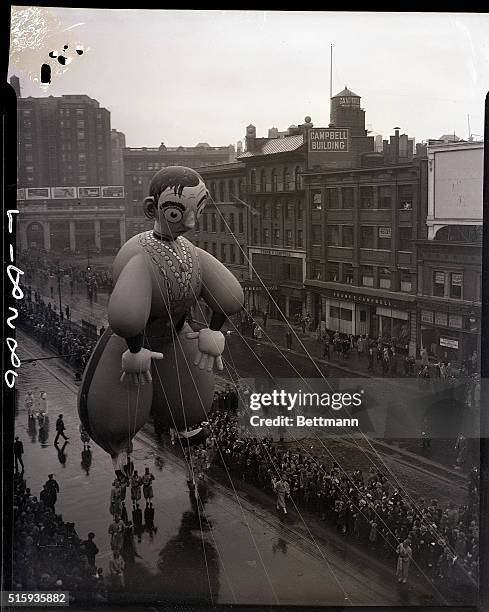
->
[144,502,156,532]
[120,501,129,525]
[109,551,125,589]
[396,538,412,583]
[273,475,290,515]
[81,532,99,569]
[39,391,48,416]
[110,480,122,517]
[14,437,24,473]
[44,474,60,509]
[108,515,125,553]
[285,330,293,350]
[79,423,90,450]
[130,470,142,506]
[122,521,137,564]
[25,391,35,419]
[132,504,143,542]
[54,414,69,445]
[141,467,155,504]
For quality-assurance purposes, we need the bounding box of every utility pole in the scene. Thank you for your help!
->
[56,261,63,317]
[330,43,333,123]
[86,240,91,270]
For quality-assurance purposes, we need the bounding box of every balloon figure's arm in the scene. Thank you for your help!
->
[187,247,244,372]
[108,254,163,385]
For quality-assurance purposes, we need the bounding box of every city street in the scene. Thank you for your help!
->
[13,329,471,607]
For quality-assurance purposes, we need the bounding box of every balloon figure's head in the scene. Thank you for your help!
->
[144,166,209,240]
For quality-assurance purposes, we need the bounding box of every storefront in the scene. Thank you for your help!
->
[418,306,480,364]
[307,284,416,354]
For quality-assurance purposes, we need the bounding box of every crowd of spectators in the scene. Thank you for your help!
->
[203,387,479,591]
[12,471,107,604]
[19,291,96,378]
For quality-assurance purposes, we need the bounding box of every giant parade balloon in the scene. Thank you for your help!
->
[78,166,244,468]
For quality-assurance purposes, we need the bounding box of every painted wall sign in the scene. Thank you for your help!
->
[308,128,350,153]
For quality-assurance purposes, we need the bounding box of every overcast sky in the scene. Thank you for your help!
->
[9,9,489,148]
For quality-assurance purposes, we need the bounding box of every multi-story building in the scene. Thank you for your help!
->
[190,162,248,282]
[17,185,126,255]
[301,87,427,355]
[123,142,236,217]
[17,94,112,187]
[111,129,126,185]
[414,141,483,363]
[236,120,310,319]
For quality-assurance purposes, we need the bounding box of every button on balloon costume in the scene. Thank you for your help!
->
[78,167,244,470]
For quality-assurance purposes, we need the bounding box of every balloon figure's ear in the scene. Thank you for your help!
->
[143,196,156,219]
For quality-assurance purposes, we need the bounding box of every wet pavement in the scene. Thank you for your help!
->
[12,329,475,607]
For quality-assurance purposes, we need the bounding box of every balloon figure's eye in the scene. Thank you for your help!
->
[163,207,183,223]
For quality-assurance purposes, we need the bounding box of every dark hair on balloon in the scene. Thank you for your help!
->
[143,166,204,220]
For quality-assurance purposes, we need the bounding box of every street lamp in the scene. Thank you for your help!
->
[56,261,63,317]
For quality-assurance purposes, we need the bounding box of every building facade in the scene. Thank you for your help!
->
[111,129,126,185]
[17,94,112,187]
[237,121,309,318]
[190,162,248,282]
[17,186,126,255]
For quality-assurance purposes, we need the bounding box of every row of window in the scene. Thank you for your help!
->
[207,179,245,203]
[433,271,462,299]
[252,228,303,248]
[310,261,413,292]
[194,241,245,265]
[311,185,414,210]
[310,224,413,251]
[249,166,303,192]
[249,200,304,220]
[197,212,244,234]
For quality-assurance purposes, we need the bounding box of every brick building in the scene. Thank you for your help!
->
[302,87,427,355]
[236,121,309,318]
[111,129,126,185]
[17,94,112,187]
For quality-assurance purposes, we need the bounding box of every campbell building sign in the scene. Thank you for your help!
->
[307,127,353,170]
[308,128,349,152]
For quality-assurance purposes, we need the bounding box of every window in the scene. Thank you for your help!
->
[273,202,280,219]
[450,272,462,299]
[285,229,292,245]
[311,225,322,245]
[202,213,208,232]
[220,215,225,232]
[77,131,85,140]
[327,225,340,246]
[23,120,32,128]
[77,120,85,128]
[260,170,266,192]
[294,166,302,190]
[76,108,84,116]
[284,202,290,219]
[379,267,391,289]
[211,213,216,232]
[273,229,280,245]
[25,154,33,162]
[23,109,32,116]
[297,229,303,247]
[433,271,445,297]
[399,226,412,251]
[312,190,322,210]
[378,226,391,250]
[238,180,244,197]
[400,270,413,293]
[203,242,208,252]
[250,170,257,192]
[310,261,322,280]
[228,180,234,197]
[253,228,258,244]
[212,243,217,257]
[360,186,374,209]
[219,181,225,202]
[239,250,245,265]
[361,265,374,287]
[343,264,354,284]
[229,213,235,232]
[283,167,290,191]
[238,213,244,233]
[271,168,278,191]
[360,226,374,248]
[297,202,303,220]
[399,184,413,210]
[78,153,86,161]
[378,186,392,209]
[326,262,340,282]
[263,228,270,243]
[230,244,236,263]
[78,141,86,151]
[342,226,354,247]
[264,202,271,218]
[342,187,354,209]
[325,188,339,209]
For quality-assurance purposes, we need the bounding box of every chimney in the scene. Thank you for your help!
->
[245,125,256,152]
[393,127,400,164]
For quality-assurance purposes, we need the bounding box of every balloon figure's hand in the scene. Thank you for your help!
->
[186,328,225,372]
[120,348,164,385]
